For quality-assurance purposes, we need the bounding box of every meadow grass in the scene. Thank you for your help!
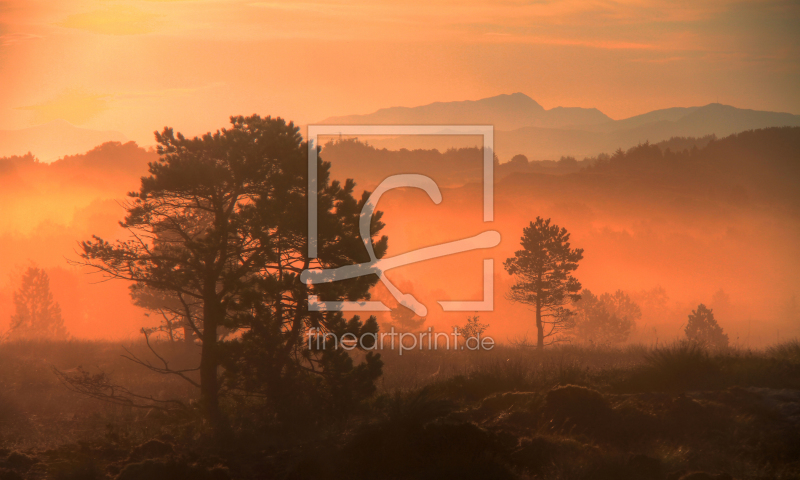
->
[1,338,799,479]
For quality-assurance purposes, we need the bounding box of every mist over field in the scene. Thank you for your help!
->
[2,127,798,346]
[2,1,800,479]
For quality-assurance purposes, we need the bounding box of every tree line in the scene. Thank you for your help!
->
[0,114,733,433]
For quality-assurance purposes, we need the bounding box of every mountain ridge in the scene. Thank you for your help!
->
[5,94,800,162]
[316,94,800,160]
[319,92,612,130]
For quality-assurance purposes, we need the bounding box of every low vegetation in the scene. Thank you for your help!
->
[1,338,798,479]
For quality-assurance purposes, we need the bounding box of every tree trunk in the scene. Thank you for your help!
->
[200,291,222,429]
[280,258,310,363]
[536,301,544,350]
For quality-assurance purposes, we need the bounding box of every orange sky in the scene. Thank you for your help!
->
[1,0,799,145]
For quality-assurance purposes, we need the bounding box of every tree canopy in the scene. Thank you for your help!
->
[504,217,583,349]
[571,289,640,345]
[76,115,388,427]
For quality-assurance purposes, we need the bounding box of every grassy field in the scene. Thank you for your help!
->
[1,339,799,479]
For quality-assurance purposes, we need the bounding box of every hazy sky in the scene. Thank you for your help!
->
[1,0,799,144]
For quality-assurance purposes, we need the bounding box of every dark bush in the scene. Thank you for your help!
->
[0,468,23,480]
[50,457,103,480]
[339,420,513,480]
[543,385,613,432]
[432,359,531,401]
[2,452,37,471]
[508,435,585,476]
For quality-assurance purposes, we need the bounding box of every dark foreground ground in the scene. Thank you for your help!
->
[1,339,799,480]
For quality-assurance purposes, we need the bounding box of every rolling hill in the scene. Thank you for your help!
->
[0,120,127,162]
[319,92,612,130]
[314,94,800,161]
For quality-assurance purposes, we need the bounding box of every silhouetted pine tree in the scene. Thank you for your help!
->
[685,304,729,348]
[76,115,386,428]
[504,217,584,349]
[8,266,68,340]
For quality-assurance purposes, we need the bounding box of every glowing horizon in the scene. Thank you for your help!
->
[1,0,799,146]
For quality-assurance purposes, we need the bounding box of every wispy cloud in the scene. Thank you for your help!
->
[629,56,686,63]
[56,5,161,35]
[0,32,41,46]
[16,90,111,125]
[480,33,656,50]
[113,83,224,101]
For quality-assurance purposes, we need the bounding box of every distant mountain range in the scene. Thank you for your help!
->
[317,94,800,160]
[0,120,126,162]
[320,92,611,130]
[3,94,799,162]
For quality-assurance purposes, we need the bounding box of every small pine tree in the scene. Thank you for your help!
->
[685,304,728,348]
[7,266,68,340]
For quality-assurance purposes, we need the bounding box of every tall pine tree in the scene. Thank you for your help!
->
[77,115,387,428]
[504,217,583,349]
